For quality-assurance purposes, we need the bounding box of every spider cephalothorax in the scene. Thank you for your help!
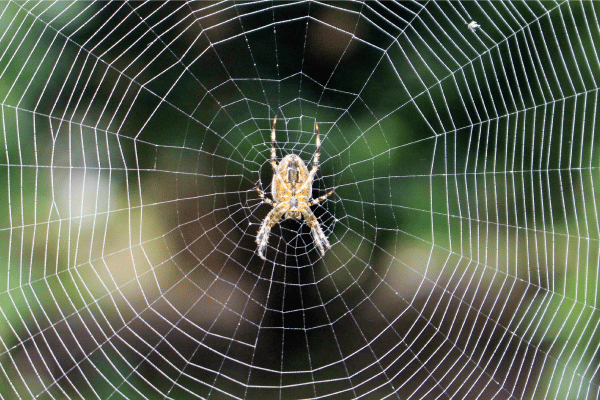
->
[255,116,334,260]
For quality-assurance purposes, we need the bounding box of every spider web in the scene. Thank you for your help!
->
[1,1,599,399]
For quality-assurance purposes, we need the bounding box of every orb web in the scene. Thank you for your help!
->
[0,1,599,399]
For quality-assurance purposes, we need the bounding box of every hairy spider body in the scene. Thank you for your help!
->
[255,117,333,260]
[272,154,309,218]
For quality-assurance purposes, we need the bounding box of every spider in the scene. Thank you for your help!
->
[255,116,334,260]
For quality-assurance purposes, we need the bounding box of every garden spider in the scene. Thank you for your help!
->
[255,116,334,260]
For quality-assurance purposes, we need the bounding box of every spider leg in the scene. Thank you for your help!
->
[256,203,286,260]
[300,122,323,192]
[268,116,292,197]
[270,116,278,172]
[309,189,334,206]
[314,122,321,169]
[255,183,275,206]
[301,204,331,256]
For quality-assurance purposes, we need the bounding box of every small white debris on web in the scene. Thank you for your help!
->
[468,21,480,32]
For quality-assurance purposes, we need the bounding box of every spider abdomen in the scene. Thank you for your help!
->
[273,154,311,202]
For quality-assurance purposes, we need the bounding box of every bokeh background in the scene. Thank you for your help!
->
[0,1,599,399]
